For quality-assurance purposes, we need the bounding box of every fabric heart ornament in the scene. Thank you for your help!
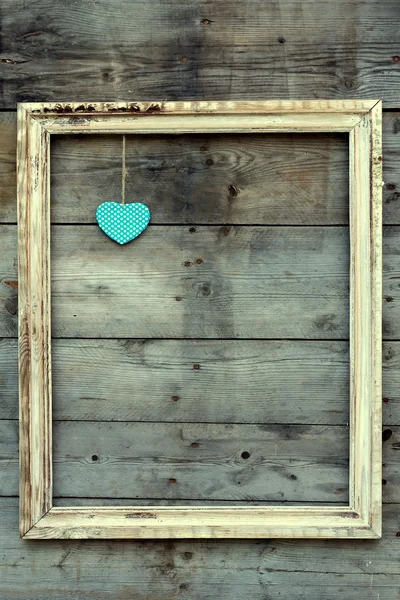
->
[96,202,151,245]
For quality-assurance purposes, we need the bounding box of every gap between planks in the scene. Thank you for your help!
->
[0,418,352,426]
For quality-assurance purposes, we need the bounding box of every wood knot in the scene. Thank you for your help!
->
[382,429,393,441]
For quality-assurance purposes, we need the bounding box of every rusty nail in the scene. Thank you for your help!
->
[3,280,18,289]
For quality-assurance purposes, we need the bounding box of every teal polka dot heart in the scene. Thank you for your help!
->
[96,202,151,245]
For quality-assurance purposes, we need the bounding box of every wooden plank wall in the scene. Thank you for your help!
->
[1,1,400,597]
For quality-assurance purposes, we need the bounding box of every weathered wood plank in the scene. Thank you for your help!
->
[0,498,398,599]
[0,339,346,424]
[0,338,350,423]
[51,422,350,502]
[0,113,16,222]
[49,132,349,224]
[0,419,399,500]
[39,339,353,425]
[0,0,399,107]
[383,343,400,423]
[0,339,396,424]
[2,224,346,339]
[51,224,350,339]
[1,338,399,424]
[383,426,400,504]
[0,225,18,336]
[51,225,400,340]
[382,112,400,226]
[52,423,400,506]
[3,225,400,338]
[1,420,349,501]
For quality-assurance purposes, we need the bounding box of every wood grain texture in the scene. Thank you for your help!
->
[40,111,366,136]
[49,132,349,225]
[17,105,52,536]
[25,506,376,539]
[1,498,399,597]
[0,112,16,222]
[348,103,382,532]
[47,425,400,506]
[0,419,397,502]
[51,421,349,502]
[0,338,346,423]
[0,222,328,343]
[2,339,400,424]
[21,339,354,425]
[4,224,400,338]
[0,1,399,107]
[1,112,399,225]
[0,421,339,502]
[0,0,396,584]
[50,224,350,339]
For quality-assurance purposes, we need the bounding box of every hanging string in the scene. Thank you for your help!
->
[121,134,127,206]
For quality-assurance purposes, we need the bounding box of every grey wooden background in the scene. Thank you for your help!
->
[1,0,400,597]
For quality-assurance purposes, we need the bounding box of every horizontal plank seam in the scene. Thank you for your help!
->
[6,336,400,342]
[9,222,400,227]
[0,495,350,503]
[50,500,350,504]
[1,223,354,227]
[0,418,355,425]
[4,495,400,505]
[1,336,356,342]
[259,568,390,576]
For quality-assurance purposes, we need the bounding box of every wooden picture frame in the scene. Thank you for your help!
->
[17,100,382,539]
